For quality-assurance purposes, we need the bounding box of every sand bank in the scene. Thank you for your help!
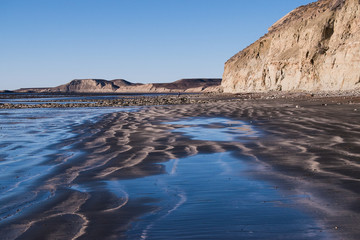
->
[0,96,359,239]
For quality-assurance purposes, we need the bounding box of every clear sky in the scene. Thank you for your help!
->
[0,0,315,90]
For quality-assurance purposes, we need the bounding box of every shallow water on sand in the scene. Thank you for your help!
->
[0,111,329,239]
[111,118,326,239]
[121,153,325,240]
[0,107,134,221]
[167,117,260,142]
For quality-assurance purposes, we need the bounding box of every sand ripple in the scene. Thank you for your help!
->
[1,98,360,239]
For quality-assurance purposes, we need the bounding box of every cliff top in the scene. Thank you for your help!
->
[226,0,346,64]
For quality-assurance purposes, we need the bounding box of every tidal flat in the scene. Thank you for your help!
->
[0,94,359,239]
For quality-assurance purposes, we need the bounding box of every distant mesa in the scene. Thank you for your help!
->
[111,79,142,87]
[222,0,360,93]
[54,79,120,93]
[152,78,221,90]
[13,78,222,93]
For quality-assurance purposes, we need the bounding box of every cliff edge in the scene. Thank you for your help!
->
[222,0,360,93]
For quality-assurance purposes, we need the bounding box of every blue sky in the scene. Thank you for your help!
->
[0,0,314,90]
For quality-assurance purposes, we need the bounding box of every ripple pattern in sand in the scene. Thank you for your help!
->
[0,100,359,239]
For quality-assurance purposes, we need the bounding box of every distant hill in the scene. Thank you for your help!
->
[152,79,221,90]
[111,79,142,87]
[13,78,222,93]
[54,79,120,93]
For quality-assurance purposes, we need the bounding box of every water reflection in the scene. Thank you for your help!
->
[166,117,260,141]
[0,107,135,221]
[116,152,326,239]
[0,111,329,239]
[97,118,326,239]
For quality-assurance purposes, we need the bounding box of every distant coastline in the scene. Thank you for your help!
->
[2,78,222,94]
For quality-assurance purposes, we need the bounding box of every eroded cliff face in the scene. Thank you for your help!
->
[222,0,360,93]
[55,79,120,93]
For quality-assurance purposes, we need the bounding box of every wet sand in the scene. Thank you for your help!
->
[0,95,359,239]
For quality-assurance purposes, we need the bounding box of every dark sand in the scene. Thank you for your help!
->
[0,95,359,239]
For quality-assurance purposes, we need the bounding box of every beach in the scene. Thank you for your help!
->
[0,94,359,239]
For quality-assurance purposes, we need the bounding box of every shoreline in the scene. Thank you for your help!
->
[0,96,359,239]
[0,91,359,109]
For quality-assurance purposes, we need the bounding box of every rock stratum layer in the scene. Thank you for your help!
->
[222,0,360,93]
[15,78,222,93]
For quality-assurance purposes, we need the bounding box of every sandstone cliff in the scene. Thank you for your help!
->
[222,0,360,93]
